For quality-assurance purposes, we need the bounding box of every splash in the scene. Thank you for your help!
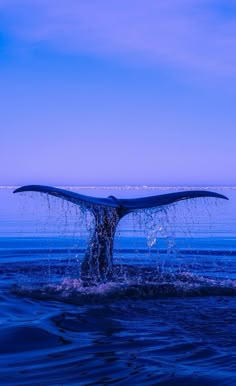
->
[11,184,233,306]
[14,184,228,282]
[12,268,236,305]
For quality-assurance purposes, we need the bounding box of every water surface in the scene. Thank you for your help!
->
[0,186,235,385]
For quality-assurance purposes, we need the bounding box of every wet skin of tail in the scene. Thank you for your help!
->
[14,185,228,281]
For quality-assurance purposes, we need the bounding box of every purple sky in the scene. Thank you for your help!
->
[1,0,236,185]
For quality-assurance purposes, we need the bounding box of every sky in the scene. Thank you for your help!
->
[1,0,236,186]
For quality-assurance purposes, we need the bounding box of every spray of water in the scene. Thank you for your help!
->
[12,192,236,302]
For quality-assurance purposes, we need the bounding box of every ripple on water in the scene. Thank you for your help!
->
[1,261,236,385]
[0,296,235,385]
[0,325,65,354]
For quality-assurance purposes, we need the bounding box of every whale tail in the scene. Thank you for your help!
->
[13,184,228,214]
[14,185,228,280]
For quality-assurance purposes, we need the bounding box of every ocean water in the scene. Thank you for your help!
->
[0,186,235,386]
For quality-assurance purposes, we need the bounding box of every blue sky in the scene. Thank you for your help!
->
[1,0,236,186]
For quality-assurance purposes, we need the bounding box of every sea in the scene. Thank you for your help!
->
[0,186,235,386]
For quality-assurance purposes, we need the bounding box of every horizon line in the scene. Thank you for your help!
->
[1,185,236,190]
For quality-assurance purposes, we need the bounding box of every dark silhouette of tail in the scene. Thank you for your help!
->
[14,185,228,281]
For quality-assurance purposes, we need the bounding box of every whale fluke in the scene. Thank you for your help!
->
[14,185,228,281]
[13,185,228,213]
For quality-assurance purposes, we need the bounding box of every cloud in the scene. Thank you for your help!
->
[1,0,236,74]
